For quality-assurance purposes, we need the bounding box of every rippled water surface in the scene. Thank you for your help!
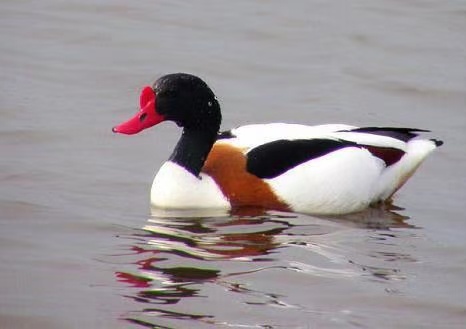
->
[1,1,466,328]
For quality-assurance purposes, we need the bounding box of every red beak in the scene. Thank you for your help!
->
[112,86,165,135]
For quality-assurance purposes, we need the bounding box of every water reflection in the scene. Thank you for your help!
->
[115,205,417,327]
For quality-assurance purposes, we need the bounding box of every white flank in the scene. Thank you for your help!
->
[266,147,385,214]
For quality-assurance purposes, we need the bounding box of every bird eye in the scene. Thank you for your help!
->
[139,113,147,122]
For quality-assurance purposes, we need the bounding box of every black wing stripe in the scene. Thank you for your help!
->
[246,139,407,179]
[246,139,358,179]
[341,127,428,142]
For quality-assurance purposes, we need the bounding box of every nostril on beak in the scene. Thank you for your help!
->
[139,113,147,122]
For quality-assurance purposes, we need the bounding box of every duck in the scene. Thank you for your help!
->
[113,73,443,215]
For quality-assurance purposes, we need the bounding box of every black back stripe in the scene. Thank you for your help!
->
[246,139,358,179]
[246,139,406,179]
[341,127,428,142]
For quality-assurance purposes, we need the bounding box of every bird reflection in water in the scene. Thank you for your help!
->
[115,204,415,327]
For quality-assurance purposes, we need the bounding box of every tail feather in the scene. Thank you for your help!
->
[431,139,444,147]
[374,139,440,201]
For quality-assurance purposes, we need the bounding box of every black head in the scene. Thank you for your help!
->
[113,73,222,135]
[153,73,221,132]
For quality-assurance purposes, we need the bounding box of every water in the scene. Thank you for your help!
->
[1,0,465,328]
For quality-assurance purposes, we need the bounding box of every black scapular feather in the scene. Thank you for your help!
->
[246,139,358,179]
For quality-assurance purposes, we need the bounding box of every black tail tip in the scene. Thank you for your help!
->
[431,139,444,147]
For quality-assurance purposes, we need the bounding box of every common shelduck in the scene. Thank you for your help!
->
[113,73,443,215]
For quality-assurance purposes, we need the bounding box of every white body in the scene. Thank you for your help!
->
[151,123,438,215]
